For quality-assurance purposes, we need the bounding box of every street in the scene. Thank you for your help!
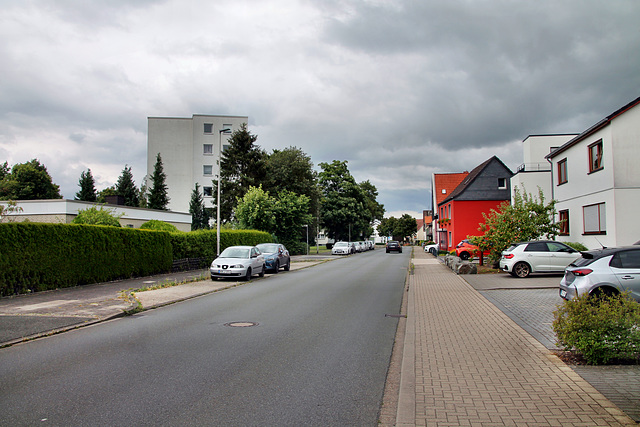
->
[0,249,409,426]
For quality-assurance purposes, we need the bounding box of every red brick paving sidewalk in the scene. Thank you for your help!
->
[396,249,634,426]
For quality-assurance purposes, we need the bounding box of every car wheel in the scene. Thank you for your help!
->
[430,248,437,256]
[273,260,279,273]
[591,287,618,299]
[259,264,265,277]
[513,262,531,278]
[244,268,252,281]
[386,250,390,253]
[284,261,290,271]
[459,252,470,260]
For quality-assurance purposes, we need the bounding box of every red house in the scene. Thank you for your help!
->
[431,172,469,250]
[437,156,513,251]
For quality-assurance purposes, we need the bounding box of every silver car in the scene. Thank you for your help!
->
[559,246,640,301]
[210,246,265,281]
[332,241,352,255]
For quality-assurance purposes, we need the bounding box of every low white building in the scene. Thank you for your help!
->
[0,199,192,231]
[546,96,640,248]
[147,114,249,213]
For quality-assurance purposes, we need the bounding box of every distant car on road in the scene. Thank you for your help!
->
[256,243,290,273]
[500,240,580,278]
[560,246,640,301]
[210,246,265,281]
[386,241,402,253]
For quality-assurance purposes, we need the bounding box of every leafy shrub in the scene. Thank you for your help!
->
[140,219,179,232]
[564,241,588,252]
[553,292,640,364]
[72,205,122,227]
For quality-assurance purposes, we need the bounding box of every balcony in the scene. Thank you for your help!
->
[516,162,551,173]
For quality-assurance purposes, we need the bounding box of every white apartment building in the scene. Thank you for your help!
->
[510,134,577,200]
[546,96,640,248]
[147,114,249,213]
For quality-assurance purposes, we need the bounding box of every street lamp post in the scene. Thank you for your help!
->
[303,224,309,255]
[216,128,230,256]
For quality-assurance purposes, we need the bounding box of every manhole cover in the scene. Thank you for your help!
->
[224,321,259,327]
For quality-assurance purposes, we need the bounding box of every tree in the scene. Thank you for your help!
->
[97,186,117,203]
[0,162,9,180]
[235,185,276,233]
[468,186,561,263]
[378,214,417,242]
[75,169,97,202]
[147,153,170,210]
[318,160,369,241]
[138,176,149,209]
[189,183,210,231]
[359,180,385,237]
[0,200,23,223]
[71,206,122,227]
[115,165,139,207]
[213,123,267,223]
[0,159,62,200]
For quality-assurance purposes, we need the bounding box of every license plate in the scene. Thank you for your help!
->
[560,289,567,298]
[218,270,231,274]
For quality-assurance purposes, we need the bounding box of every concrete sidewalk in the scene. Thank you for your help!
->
[396,249,635,426]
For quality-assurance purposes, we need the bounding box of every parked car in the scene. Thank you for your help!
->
[499,240,581,278]
[210,246,265,281]
[356,241,365,252]
[332,241,352,255]
[366,241,374,250]
[559,246,640,301]
[424,242,439,255]
[386,241,402,253]
[256,243,290,273]
[455,239,489,260]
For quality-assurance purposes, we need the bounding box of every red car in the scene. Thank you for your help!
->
[455,240,490,260]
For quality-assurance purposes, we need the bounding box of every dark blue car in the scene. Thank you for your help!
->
[256,243,291,273]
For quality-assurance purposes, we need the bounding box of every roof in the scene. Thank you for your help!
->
[433,172,469,206]
[546,95,640,159]
[441,156,513,204]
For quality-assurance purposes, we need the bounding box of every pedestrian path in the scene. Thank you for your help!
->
[397,249,635,426]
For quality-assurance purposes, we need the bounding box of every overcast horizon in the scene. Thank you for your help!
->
[1,1,639,218]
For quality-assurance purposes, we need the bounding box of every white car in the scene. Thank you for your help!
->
[500,240,581,278]
[424,243,439,255]
[332,241,352,255]
[210,246,265,281]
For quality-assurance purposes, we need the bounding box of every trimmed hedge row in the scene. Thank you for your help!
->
[0,223,272,296]
[0,223,172,296]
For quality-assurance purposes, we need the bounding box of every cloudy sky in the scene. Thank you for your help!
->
[1,0,639,217]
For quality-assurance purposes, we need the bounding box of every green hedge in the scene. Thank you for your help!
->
[0,223,273,296]
[0,223,172,296]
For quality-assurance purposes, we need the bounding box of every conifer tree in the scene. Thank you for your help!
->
[116,165,139,207]
[75,169,97,202]
[189,183,209,230]
[148,153,169,210]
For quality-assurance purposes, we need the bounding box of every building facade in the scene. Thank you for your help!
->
[546,96,640,248]
[147,114,249,213]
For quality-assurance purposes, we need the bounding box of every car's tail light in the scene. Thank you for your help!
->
[503,254,514,259]
[571,268,593,276]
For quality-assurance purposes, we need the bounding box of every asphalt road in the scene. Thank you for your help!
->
[0,249,409,427]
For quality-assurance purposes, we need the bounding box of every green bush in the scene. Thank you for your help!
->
[170,229,273,264]
[140,219,179,232]
[553,292,640,364]
[71,205,122,227]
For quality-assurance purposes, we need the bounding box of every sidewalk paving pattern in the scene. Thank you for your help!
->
[398,250,635,426]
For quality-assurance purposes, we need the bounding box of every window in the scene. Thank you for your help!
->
[611,250,640,269]
[222,124,232,134]
[204,123,213,134]
[497,178,507,189]
[203,186,212,197]
[524,242,549,252]
[588,140,603,173]
[583,202,606,234]
[223,144,230,152]
[559,210,569,235]
[557,159,568,184]
[203,144,213,155]
[203,165,213,176]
